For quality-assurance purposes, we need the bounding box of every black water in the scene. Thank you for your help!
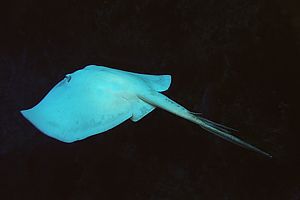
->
[1,0,298,199]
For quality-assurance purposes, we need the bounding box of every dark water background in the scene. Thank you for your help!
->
[0,0,298,199]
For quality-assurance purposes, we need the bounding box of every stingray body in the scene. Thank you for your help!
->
[21,65,271,157]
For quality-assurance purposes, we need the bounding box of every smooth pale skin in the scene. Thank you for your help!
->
[20,65,271,157]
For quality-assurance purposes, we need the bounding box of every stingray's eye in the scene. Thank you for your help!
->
[65,74,72,83]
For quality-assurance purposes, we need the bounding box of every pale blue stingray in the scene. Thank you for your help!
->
[20,65,271,157]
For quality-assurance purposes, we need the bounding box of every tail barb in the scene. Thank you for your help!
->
[192,114,272,158]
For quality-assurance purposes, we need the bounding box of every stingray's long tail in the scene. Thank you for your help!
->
[139,91,271,158]
[191,114,272,158]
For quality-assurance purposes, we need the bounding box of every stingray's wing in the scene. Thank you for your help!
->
[21,73,133,143]
[84,65,172,92]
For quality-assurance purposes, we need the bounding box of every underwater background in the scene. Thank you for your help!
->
[0,0,298,199]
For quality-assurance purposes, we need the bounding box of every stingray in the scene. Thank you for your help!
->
[20,65,271,157]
